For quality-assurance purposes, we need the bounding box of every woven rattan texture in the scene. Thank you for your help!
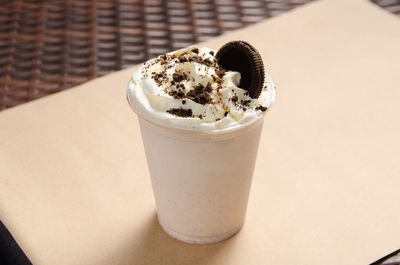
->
[0,0,398,110]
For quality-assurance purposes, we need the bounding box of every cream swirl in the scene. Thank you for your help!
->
[127,46,275,131]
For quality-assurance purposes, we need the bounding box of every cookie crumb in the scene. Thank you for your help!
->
[167,108,193,117]
[255,105,268,112]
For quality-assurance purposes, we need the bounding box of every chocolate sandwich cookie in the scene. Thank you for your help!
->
[216,41,265,98]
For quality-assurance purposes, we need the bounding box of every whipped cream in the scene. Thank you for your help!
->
[127,46,275,131]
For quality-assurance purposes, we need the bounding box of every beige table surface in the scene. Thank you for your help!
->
[1,0,400,264]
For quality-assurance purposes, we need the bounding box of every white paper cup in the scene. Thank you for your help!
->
[135,114,264,244]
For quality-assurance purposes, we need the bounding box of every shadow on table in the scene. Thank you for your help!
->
[99,212,240,265]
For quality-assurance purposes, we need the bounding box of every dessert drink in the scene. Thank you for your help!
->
[127,41,275,244]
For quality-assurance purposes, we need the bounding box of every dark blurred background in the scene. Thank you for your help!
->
[0,0,398,111]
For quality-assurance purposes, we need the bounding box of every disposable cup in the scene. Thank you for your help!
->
[127,75,273,244]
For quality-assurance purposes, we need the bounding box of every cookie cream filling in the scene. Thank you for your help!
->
[127,46,275,131]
